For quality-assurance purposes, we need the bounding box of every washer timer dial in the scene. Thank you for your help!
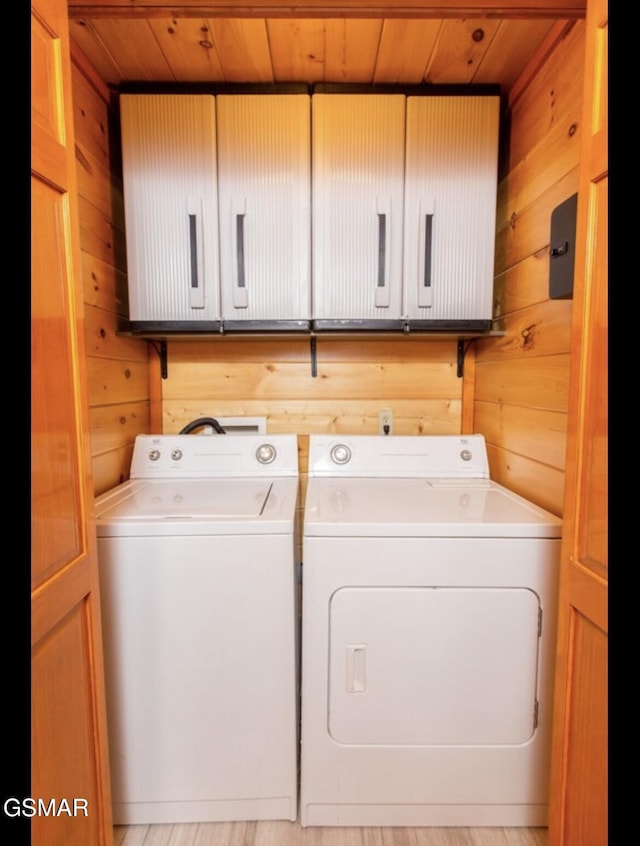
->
[256,443,277,464]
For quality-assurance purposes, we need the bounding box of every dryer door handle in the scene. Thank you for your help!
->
[345,645,367,693]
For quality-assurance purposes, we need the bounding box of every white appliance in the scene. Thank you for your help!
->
[95,434,300,825]
[300,434,561,827]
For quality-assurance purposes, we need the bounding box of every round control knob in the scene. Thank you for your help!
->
[330,444,352,465]
[148,449,161,461]
[171,448,183,461]
[460,449,473,462]
[255,443,277,464]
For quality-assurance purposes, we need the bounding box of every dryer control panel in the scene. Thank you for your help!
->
[308,434,490,478]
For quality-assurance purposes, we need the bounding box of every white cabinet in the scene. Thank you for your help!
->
[310,92,499,332]
[216,94,311,329]
[311,93,407,329]
[120,94,221,329]
[403,95,500,329]
[120,90,500,336]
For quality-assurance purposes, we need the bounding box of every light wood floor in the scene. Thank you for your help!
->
[113,822,547,846]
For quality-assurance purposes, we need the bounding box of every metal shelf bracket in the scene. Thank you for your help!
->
[148,340,168,379]
[457,338,478,378]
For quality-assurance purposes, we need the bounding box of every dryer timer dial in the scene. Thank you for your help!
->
[330,444,352,465]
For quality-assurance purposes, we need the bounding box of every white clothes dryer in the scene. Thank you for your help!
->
[300,434,561,827]
[95,434,300,825]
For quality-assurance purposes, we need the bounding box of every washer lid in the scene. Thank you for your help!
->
[95,477,298,536]
[304,477,562,538]
[99,479,272,518]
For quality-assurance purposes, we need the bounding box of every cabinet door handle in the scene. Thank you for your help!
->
[187,197,205,309]
[232,197,248,308]
[345,644,367,693]
[417,199,435,309]
[375,196,391,308]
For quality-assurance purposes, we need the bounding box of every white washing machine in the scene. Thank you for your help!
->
[300,434,562,828]
[95,433,300,825]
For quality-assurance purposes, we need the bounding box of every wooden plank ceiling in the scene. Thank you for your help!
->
[67,1,585,97]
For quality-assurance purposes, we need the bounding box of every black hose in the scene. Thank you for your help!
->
[178,417,227,434]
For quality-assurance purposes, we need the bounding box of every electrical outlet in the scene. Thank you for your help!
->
[378,410,394,436]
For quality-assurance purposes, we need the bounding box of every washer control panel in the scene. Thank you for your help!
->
[129,434,298,478]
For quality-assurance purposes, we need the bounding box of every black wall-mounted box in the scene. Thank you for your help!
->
[549,192,578,299]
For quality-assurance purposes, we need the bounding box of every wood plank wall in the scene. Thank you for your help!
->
[71,47,152,495]
[474,20,585,516]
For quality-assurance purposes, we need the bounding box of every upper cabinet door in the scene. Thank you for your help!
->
[403,96,500,328]
[120,94,221,328]
[312,93,406,328]
[216,94,311,329]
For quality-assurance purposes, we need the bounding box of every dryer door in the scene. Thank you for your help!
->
[328,586,541,746]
